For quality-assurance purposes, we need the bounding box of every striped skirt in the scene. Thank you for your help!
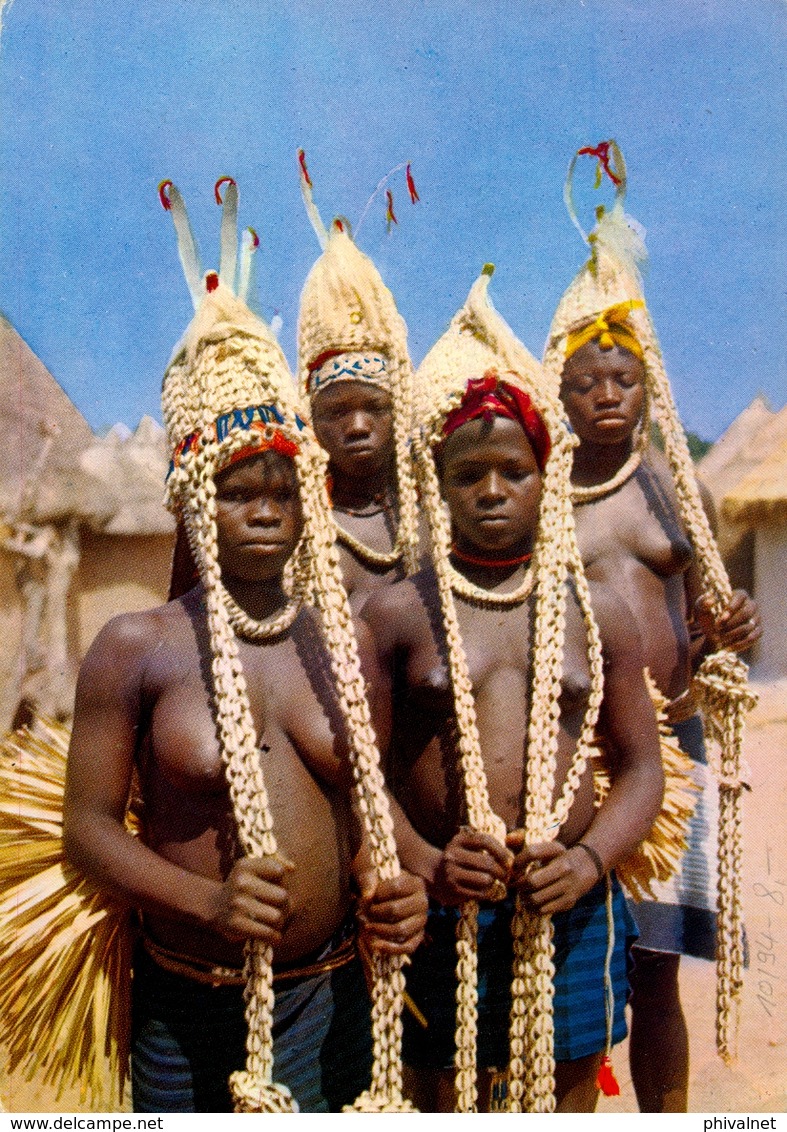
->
[131,933,373,1113]
[402,874,637,1068]
[629,714,718,961]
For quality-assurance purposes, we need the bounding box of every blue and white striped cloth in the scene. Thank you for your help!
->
[131,935,373,1113]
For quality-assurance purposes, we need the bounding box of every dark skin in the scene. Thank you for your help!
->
[311,378,410,611]
[63,449,426,978]
[359,416,664,1112]
[561,339,762,1112]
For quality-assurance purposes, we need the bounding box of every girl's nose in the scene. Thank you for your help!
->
[478,469,506,503]
[345,411,373,440]
[596,377,623,405]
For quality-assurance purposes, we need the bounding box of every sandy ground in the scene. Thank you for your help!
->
[597,681,787,1115]
[2,682,785,1114]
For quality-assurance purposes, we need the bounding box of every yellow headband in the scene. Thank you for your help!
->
[564,300,645,361]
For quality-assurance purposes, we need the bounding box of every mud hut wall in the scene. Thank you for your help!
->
[0,529,174,733]
[0,551,23,732]
[750,526,787,682]
[74,529,174,658]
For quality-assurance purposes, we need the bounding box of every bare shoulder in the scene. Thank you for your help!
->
[696,475,717,529]
[642,442,673,479]
[642,444,682,502]
[78,597,194,686]
[359,568,434,654]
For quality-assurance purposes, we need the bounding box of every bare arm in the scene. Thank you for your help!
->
[579,587,665,865]
[686,479,761,660]
[63,613,288,943]
[355,611,441,885]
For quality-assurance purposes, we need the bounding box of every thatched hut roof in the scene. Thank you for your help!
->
[0,314,174,537]
[0,314,94,523]
[78,416,174,535]
[722,436,787,527]
[697,395,775,509]
[698,400,787,556]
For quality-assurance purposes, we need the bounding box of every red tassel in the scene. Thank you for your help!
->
[205,271,220,292]
[158,179,173,210]
[297,148,312,188]
[247,226,260,249]
[406,163,420,204]
[334,218,344,233]
[577,141,622,187]
[385,189,398,229]
[214,176,236,204]
[596,1055,620,1097]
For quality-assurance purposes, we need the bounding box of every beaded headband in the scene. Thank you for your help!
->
[308,350,390,395]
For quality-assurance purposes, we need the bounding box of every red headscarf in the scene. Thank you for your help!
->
[441,371,551,471]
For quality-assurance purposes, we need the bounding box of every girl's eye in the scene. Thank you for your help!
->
[568,376,594,393]
[449,470,481,487]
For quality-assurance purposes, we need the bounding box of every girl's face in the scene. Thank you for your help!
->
[439,415,543,558]
[560,339,645,446]
[213,449,303,583]
[311,380,394,480]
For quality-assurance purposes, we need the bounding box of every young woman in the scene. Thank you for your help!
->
[545,144,761,1111]
[297,164,420,610]
[64,183,426,1113]
[359,268,664,1113]
[559,334,759,1113]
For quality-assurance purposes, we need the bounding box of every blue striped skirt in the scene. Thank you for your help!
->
[629,714,718,961]
[131,933,373,1113]
[402,874,637,1067]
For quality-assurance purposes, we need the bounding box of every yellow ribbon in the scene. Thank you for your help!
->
[565,300,645,361]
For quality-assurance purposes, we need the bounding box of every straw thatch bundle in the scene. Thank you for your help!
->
[591,674,699,901]
[0,719,134,1110]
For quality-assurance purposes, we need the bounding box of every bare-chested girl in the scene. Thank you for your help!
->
[359,269,664,1113]
[63,183,426,1113]
[296,162,420,611]
[544,144,761,1112]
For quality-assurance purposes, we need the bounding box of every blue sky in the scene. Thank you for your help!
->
[0,0,784,439]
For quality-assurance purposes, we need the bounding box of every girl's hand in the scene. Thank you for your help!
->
[356,871,429,956]
[210,855,292,943]
[506,832,601,914]
[694,590,761,654]
[431,827,513,906]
